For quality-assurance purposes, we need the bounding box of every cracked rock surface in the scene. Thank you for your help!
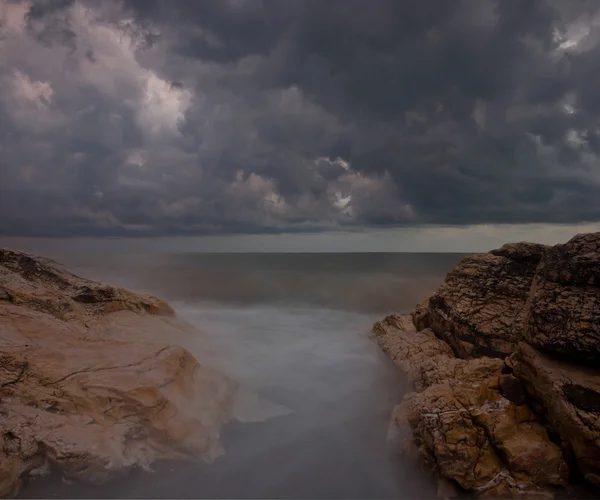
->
[373,233,600,498]
[375,315,567,498]
[0,249,239,497]
[426,242,548,359]
[524,233,600,364]
[508,344,600,489]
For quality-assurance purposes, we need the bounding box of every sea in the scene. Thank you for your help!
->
[11,249,468,499]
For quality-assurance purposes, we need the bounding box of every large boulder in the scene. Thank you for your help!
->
[0,249,254,497]
[508,343,600,488]
[524,233,600,364]
[374,234,600,496]
[422,243,548,359]
[372,315,568,498]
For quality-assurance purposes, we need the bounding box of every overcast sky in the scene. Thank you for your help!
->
[1,0,600,250]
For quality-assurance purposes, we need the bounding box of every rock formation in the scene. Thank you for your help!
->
[0,249,245,497]
[373,233,600,498]
[375,315,568,498]
[524,233,600,364]
[508,344,600,489]
[425,242,548,359]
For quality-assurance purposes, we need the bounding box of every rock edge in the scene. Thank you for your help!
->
[373,233,600,498]
[0,248,237,497]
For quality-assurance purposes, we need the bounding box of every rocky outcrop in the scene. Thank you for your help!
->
[524,233,600,364]
[0,249,248,497]
[508,344,600,488]
[374,233,600,498]
[372,314,454,392]
[0,249,174,320]
[423,242,547,359]
[375,316,567,498]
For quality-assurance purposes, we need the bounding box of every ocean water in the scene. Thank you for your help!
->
[17,251,468,499]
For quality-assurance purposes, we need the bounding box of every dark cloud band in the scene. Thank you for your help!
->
[1,0,599,236]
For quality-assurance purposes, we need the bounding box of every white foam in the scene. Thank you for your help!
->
[230,387,294,423]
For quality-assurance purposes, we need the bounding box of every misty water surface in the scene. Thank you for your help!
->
[18,251,467,499]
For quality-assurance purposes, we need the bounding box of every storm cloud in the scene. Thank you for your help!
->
[1,0,600,236]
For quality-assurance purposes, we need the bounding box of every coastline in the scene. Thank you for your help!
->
[3,236,599,499]
[372,234,600,498]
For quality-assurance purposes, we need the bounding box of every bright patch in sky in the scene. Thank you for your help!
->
[139,74,191,136]
[12,70,54,107]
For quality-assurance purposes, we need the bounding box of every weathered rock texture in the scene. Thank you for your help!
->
[425,242,548,359]
[524,233,600,364]
[375,315,567,498]
[0,249,239,497]
[374,233,600,498]
[509,344,600,488]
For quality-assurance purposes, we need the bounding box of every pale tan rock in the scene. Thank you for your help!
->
[372,314,453,391]
[0,249,250,497]
[0,248,174,321]
[509,343,600,488]
[524,233,600,363]
[372,314,505,392]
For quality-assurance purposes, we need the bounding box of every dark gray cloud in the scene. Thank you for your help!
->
[1,0,600,236]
